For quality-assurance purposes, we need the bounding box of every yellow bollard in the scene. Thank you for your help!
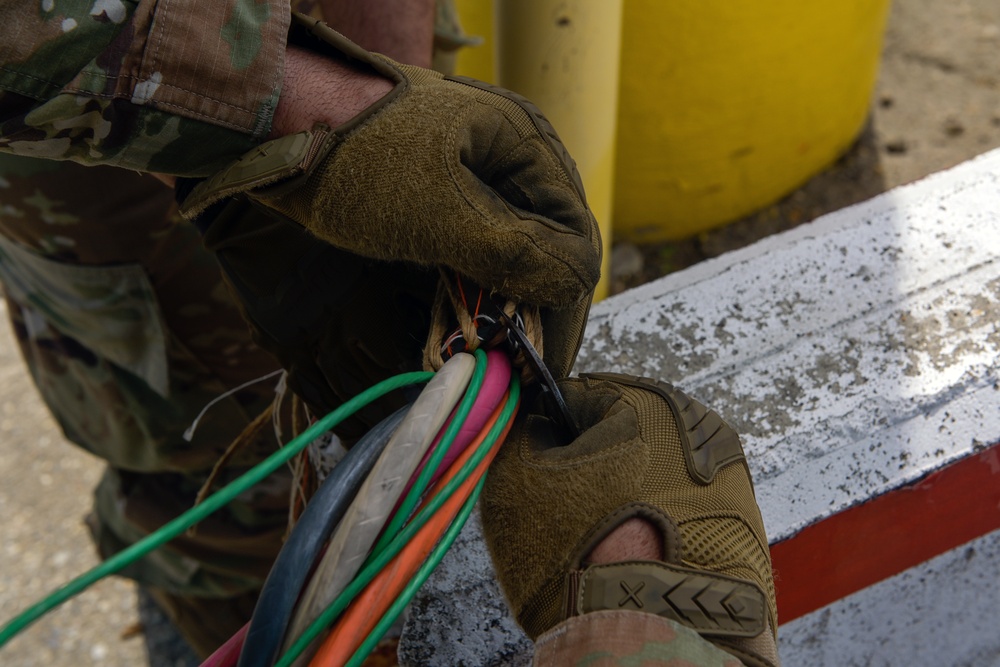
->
[614,0,892,242]
[452,0,495,83]
[456,2,890,259]
[493,0,623,301]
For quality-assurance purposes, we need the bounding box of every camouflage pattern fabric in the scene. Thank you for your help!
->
[534,612,746,667]
[0,153,289,654]
[0,1,288,175]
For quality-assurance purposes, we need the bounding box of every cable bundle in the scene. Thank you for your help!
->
[0,347,520,667]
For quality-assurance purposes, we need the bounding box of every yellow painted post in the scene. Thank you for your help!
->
[456,1,890,248]
[613,0,892,242]
[494,0,623,301]
[453,0,495,83]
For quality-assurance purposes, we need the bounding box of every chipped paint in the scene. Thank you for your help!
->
[577,148,1000,541]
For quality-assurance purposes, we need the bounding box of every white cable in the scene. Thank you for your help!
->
[182,369,284,442]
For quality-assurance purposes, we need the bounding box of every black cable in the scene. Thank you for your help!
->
[237,405,410,667]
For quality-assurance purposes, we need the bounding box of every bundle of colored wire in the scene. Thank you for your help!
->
[237,405,413,667]
[383,349,512,549]
[0,347,521,667]
[342,473,486,667]
[273,365,520,667]
[209,349,507,667]
[278,352,484,661]
[209,348,515,666]
[0,371,433,651]
[310,386,516,667]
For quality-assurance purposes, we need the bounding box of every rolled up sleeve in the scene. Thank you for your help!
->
[0,0,290,176]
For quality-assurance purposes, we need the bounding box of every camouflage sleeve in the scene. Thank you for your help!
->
[0,1,290,177]
[533,611,748,666]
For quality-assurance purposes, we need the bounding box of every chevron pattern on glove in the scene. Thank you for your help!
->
[574,561,766,638]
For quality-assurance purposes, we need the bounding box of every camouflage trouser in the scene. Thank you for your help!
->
[0,153,292,654]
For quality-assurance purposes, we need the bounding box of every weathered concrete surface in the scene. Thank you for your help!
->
[578,147,1000,542]
[400,148,1000,665]
[397,511,532,667]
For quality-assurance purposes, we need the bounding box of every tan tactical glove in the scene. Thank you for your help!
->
[482,374,780,667]
[182,13,601,380]
[191,197,436,428]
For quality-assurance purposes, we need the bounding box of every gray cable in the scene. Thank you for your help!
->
[237,405,410,667]
[281,352,476,662]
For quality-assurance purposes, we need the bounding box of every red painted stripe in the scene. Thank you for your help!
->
[771,440,1000,624]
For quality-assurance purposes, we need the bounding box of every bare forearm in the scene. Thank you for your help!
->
[271,0,437,139]
[268,45,393,139]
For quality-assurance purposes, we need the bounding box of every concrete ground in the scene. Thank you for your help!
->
[2,0,999,664]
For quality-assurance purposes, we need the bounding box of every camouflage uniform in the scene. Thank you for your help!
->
[0,2,286,175]
[534,612,746,666]
[0,2,751,664]
[1,2,313,655]
[0,153,290,654]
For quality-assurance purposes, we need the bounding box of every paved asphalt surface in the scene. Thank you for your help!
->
[2,1,999,664]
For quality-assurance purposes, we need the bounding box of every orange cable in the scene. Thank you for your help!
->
[308,392,513,667]
[455,270,470,310]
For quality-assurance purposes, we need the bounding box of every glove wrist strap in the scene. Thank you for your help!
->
[570,560,768,639]
[180,11,409,220]
[180,128,329,219]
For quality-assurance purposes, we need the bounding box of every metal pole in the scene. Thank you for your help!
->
[494,0,623,301]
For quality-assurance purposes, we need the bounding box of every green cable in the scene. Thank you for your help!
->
[0,370,433,650]
[345,474,487,667]
[367,348,487,563]
[275,375,521,667]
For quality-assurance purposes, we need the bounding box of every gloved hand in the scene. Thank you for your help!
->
[189,196,437,435]
[181,12,601,381]
[482,373,780,667]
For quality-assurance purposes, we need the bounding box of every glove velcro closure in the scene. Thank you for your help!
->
[570,561,766,638]
[180,129,326,219]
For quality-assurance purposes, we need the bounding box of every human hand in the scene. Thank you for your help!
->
[482,373,780,667]
[182,13,601,381]
[183,13,600,310]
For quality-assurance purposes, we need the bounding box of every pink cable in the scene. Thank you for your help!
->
[198,621,248,667]
[399,349,511,501]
